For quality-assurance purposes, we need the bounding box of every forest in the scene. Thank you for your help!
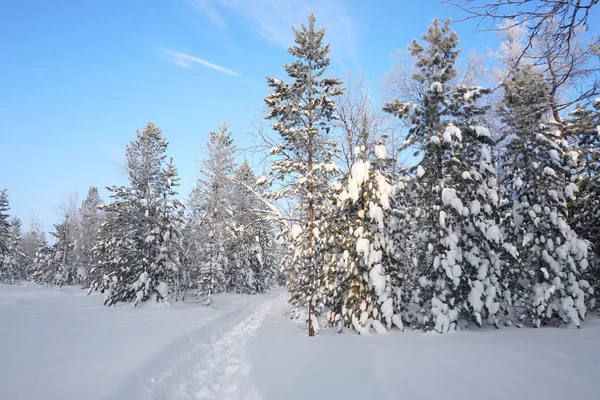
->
[1,1,599,337]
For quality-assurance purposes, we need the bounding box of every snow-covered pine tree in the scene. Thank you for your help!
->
[185,122,237,303]
[156,158,185,299]
[264,13,344,336]
[91,122,184,305]
[498,66,591,327]
[0,189,9,257]
[563,101,600,305]
[30,238,55,285]
[448,85,509,328]
[49,221,75,287]
[0,217,27,284]
[90,185,138,296]
[21,225,46,280]
[229,160,278,294]
[325,136,402,334]
[77,187,104,287]
[383,19,505,332]
[386,174,415,321]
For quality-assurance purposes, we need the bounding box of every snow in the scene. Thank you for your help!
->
[371,319,388,334]
[486,225,501,243]
[439,210,447,228]
[323,162,336,172]
[565,182,578,198]
[351,160,370,186]
[450,197,463,212]
[440,186,463,213]
[0,284,280,400]
[444,124,462,142]
[368,264,386,296]
[416,165,425,178]
[356,238,371,265]
[470,200,481,215]
[374,144,387,160]
[430,81,443,93]
[290,224,303,240]
[544,166,556,177]
[474,126,491,138]
[2,285,599,400]
[248,296,600,400]
[548,149,560,162]
[156,281,169,299]
[514,177,523,188]
[441,187,457,206]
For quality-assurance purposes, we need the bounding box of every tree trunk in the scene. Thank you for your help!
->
[307,138,315,337]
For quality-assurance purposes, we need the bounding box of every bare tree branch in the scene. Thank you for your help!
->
[444,0,599,61]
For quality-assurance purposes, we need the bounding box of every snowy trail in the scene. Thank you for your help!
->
[0,284,281,400]
[112,289,283,400]
[2,285,599,400]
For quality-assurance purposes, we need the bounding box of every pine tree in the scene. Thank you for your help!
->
[230,160,278,294]
[325,138,403,334]
[185,122,237,303]
[384,19,505,332]
[565,101,600,303]
[31,238,55,285]
[77,187,104,287]
[21,228,45,280]
[49,221,75,287]
[0,189,10,257]
[0,217,27,284]
[264,13,344,336]
[91,122,184,305]
[498,66,591,327]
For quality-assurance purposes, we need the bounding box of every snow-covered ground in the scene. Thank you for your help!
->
[1,284,599,400]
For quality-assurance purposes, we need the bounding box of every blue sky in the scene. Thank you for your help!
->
[0,0,517,233]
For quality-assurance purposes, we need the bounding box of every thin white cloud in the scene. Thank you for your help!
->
[190,0,358,64]
[161,47,239,76]
[184,0,228,29]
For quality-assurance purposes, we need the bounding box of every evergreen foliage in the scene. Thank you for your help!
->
[0,217,27,284]
[498,66,591,327]
[0,190,9,256]
[264,13,344,336]
[91,122,184,305]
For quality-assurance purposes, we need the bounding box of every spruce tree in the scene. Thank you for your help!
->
[0,189,10,256]
[21,228,45,280]
[498,66,591,327]
[49,221,75,287]
[264,13,344,336]
[0,217,27,284]
[31,238,55,285]
[384,19,505,332]
[77,187,104,287]
[565,101,600,302]
[230,160,279,294]
[91,122,184,305]
[185,122,237,303]
[325,139,402,334]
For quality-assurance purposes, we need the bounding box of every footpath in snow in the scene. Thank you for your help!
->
[0,283,280,400]
[1,284,600,400]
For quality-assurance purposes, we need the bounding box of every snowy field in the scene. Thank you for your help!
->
[1,284,599,400]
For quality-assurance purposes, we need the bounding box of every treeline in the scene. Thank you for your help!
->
[0,123,280,303]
